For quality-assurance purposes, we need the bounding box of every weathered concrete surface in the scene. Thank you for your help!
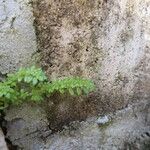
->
[0,128,8,150]
[5,100,150,150]
[0,0,38,148]
[5,103,51,150]
[44,100,150,150]
[2,0,150,149]
[0,0,37,75]
[32,0,150,127]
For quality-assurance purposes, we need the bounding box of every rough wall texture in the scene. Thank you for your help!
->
[29,0,150,129]
[5,103,51,150]
[6,99,150,149]
[0,0,37,75]
[32,0,150,123]
[1,0,150,149]
[44,100,150,150]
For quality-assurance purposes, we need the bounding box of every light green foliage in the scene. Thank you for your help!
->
[0,66,95,110]
[7,66,47,85]
[0,66,48,109]
[45,77,95,96]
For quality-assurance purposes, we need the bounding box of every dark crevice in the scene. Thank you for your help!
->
[0,111,18,150]
[5,138,18,150]
[145,132,150,137]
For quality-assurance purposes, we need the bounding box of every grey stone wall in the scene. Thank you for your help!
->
[1,0,150,149]
[33,0,150,113]
[1,0,150,120]
[0,0,37,75]
[5,99,150,150]
[44,100,150,150]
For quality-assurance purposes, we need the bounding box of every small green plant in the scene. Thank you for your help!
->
[0,66,95,110]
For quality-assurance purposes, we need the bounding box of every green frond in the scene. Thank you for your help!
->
[0,66,95,110]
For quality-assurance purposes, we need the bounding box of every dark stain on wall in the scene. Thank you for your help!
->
[32,0,130,129]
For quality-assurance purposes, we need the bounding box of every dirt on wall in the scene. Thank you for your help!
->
[33,0,105,78]
[2,0,150,149]
[32,0,150,128]
[32,0,111,127]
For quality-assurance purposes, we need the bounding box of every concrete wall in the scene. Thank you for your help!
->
[33,0,150,111]
[0,0,37,75]
[1,0,149,112]
[1,0,150,149]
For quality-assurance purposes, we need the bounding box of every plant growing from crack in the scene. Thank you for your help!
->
[0,66,95,110]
